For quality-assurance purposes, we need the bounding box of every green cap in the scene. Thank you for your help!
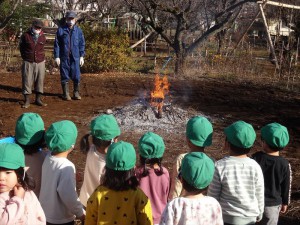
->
[224,121,256,148]
[186,116,213,147]
[106,141,136,171]
[0,143,25,169]
[90,114,121,140]
[138,132,165,159]
[45,120,78,153]
[261,122,289,149]
[181,152,215,189]
[15,113,44,145]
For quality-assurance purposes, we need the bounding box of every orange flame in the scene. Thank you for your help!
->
[150,74,170,110]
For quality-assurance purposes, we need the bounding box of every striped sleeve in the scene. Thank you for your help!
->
[207,167,221,201]
[255,164,265,221]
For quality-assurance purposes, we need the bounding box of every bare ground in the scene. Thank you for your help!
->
[0,71,299,224]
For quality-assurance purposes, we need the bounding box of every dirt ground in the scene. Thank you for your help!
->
[0,71,299,223]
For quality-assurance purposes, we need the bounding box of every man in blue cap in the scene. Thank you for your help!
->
[54,11,85,100]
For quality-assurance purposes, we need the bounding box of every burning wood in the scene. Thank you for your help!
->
[150,74,170,119]
[157,104,163,119]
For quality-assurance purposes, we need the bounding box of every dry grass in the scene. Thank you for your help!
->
[182,51,300,93]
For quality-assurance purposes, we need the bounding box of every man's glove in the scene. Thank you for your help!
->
[80,57,84,67]
[55,58,60,67]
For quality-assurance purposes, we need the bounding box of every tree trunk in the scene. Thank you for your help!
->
[216,30,227,54]
[174,51,186,76]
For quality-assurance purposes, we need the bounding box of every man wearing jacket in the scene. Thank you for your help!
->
[54,11,85,100]
[19,19,47,108]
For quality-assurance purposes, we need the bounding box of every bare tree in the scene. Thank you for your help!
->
[0,0,20,32]
[1,0,49,37]
[124,0,256,75]
[47,0,124,26]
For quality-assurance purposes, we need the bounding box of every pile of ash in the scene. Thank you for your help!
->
[109,99,212,134]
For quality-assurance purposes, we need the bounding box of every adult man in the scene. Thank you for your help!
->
[54,11,85,100]
[19,19,47,108]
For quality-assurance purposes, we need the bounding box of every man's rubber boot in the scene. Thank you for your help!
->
[73,83,81,100]
[35,93,47,106]
[62,82,71,101]
[22,94,30,108]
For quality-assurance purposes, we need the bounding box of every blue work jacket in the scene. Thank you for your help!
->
[54,25,85,60]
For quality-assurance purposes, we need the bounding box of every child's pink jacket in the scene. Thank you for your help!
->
[0,190,46,225]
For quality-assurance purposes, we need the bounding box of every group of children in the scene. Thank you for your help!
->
[0,112,291,225]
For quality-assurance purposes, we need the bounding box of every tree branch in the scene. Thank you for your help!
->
[186,11,233,55]
[0,0,20,31]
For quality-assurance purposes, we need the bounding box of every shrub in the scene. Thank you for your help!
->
[81,24,133,73]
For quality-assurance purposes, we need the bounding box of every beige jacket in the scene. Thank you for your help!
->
[168,153,187,201]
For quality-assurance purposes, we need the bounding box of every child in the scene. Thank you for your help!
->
[169,116,213,200]
[0,143,46,224]
[15,112,48,197]
[86,141,153,225]
[136,132,170,225]
[39,120,85,224]
[252,122,292,225]
[79,114,121,207]
[208,120,264,225]
[160,152,223,225]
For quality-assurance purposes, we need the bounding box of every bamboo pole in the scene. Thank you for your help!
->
[265,1,300,10]
[229,1,269,55]
[130,31,153,49]
[230,10,261,54]
[258,2,279,69]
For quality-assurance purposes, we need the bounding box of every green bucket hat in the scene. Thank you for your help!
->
[261,122,289,149]
[181,152,215,189]
[45,120,78,153]
[0,143,25,169]
[15,113,44,146]
[186,116,213,147]
[90,114,121,140]
[224,121,256,148]
[138,132,165,159]
[106,141,136,171]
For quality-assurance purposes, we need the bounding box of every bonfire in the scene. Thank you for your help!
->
[150,74,170,118]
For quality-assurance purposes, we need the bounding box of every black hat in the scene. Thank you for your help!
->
[65,11,76,18]
[32,19,44,28]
